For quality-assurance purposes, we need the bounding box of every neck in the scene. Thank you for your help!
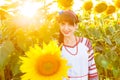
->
[64,35,76,46]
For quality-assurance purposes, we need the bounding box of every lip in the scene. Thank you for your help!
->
[63,31,70,34]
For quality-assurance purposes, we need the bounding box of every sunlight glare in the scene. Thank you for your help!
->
[72,0,83,11]
[46,0,54,4]
[0,0,5,6]
[18,1,40,18]
[90,14,95,21]
[112,13,117,20]
[48,3,59,13]
[92,0,97,7]
[103,0,113,4]
[0,0,9,6]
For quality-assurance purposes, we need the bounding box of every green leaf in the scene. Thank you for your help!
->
[112,68,120,78]
[105,26,115,35]
[0,40,14,69]
[8,52,22,77]
[113,31,120,45]
[104,36,112,45]
[96,54,108,69]
[101,60,108,69]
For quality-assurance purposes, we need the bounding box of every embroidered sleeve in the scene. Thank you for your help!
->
[85,38,98,80]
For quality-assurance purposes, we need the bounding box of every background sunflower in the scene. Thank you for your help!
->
[57,0,73,9]
[115,0,120,8]
[106,5,116,14]
[94,2,107,13]
[83,1,93,11]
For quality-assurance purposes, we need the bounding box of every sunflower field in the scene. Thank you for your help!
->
[0,0,120,80]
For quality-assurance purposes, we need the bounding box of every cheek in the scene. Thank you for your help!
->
[60,26,64,32]
[73,28,76,31]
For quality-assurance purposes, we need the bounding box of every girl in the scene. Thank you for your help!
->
[57,10,98,80]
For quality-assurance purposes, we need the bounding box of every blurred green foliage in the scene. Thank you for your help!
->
[75,11,120,80]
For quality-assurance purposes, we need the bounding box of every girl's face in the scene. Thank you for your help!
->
[60,22,77,37]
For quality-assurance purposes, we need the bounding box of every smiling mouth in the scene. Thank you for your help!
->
[63,31,70,34]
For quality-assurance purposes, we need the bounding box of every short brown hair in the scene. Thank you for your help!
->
[57,10,79,25]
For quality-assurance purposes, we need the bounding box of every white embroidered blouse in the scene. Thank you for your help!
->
[61,37,98,80]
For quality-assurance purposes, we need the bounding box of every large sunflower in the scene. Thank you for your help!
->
[20,41,70,80]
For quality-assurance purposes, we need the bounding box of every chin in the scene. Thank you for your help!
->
[63,34,71,37]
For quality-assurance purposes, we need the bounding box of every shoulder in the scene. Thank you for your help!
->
[77,37,93,49]
[77,37,91,44]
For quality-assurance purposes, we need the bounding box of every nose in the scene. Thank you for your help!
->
[64,24,69,30]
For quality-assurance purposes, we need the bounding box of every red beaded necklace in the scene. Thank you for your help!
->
[64,37,78,55]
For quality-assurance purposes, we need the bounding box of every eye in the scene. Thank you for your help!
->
[68,23,74,26]
[60,22,65,25]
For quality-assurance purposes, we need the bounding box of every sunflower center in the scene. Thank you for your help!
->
[36,54,61,76]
